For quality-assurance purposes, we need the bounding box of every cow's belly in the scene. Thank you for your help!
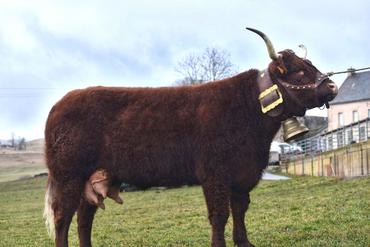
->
[108,143,199,188]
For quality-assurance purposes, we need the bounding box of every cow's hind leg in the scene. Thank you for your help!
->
[230,191,255,247]
[77,200,98,247]
[53,178,84,247]
[201,178,230,247]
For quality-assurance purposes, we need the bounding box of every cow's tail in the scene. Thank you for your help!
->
[43,177,55,240]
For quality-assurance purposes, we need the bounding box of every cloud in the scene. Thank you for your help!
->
[0,0,369,139]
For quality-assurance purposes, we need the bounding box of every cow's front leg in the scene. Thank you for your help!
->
[201,178,230,247]
[230,191,255,247]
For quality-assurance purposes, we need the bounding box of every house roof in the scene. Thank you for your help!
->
[331,70,370,105]
[293,116,328,141]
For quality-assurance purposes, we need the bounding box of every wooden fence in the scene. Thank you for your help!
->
[281,140,370,177]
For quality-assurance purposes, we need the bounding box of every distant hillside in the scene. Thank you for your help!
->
[26,138,44,153]
[0,139,46,182]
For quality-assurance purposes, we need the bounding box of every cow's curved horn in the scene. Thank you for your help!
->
[246,27,278,60]
[298,44,307,58]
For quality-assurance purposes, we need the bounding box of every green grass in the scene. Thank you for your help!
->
[0,175,369,247]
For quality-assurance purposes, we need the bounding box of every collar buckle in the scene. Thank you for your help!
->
[259,84,284,114]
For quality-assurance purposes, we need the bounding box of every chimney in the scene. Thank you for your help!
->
[347,67,355,76]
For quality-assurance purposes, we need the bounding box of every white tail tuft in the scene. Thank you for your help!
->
[43,180,55,240]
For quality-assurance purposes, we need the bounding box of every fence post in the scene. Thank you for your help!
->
[285,159,288,174]
[333,152,337,176]
[357,120,360,142]
[342,127,345,147]
[360,146,364,176]
[367,146,369,175]
[345,147,349,177]
[311,156,314,176]
[367,118,369,140]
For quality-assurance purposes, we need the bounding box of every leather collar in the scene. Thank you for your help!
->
[257,69,284,117]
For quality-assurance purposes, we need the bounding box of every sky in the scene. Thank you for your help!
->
[0,0,369,141]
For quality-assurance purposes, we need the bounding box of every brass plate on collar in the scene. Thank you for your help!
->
[258,84,284,114]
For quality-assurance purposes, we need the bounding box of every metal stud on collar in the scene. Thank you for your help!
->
[280,81,318,90]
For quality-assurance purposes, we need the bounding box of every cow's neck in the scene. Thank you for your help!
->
[236,70,282,152]
[209,70,283,147]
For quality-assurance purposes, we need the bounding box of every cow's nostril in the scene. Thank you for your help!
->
[327,83,338,93]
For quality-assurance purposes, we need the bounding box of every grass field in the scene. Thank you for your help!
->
[0,175,369,247]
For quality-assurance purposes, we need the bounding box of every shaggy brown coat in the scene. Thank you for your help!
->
[44,50,337,247]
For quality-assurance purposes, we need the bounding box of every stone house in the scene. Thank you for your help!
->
[328,69,370,131]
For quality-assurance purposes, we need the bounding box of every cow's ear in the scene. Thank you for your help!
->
[269,56,287,76]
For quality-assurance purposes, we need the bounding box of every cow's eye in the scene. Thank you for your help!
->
[297,71,304,76]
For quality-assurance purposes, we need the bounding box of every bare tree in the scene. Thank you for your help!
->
[175,47,237,85]
[175,53,204,85]
[201,47,236,81]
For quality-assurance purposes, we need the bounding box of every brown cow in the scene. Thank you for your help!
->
[43,28,337,247]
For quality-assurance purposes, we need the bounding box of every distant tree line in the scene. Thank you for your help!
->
[0,135,26,150]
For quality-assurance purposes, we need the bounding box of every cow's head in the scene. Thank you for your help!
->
[247,28,338,117]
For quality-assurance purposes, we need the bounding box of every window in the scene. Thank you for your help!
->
[338,112,344,127]
[352,110,359,123]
